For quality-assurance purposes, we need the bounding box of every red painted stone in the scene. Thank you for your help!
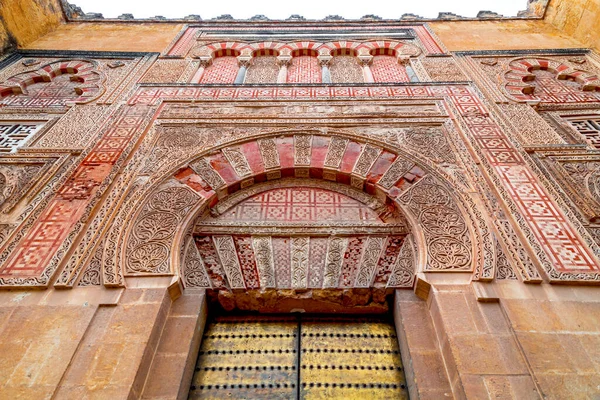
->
[339,236,365,288]
[240,141,265,174]
[277,136,294,176]
[339,141,362,174]
[233,236,260,289]
[310,135,330,172]
[208,152,239,184]
[367,151,397,184]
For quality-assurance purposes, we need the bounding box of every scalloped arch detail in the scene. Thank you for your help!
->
[504,57,600,102]
[0,59,103,105]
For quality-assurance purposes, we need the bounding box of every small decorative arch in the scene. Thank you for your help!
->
[331,48,358,57]
[245,41,286,54]
[367,47,411,83]
[504,57,600,103]
[287,47,321,83]
[0,59,103,106]
[358,40,422,57]
[212,48,242,58]
[198,48,242,84]
[251,48,280,57]
[370,48,396,57]
[320,41,362,56]
[291,48,319,57]
[245,49,280,84]
[282,41,323,53]
[329,48,363,83]
[194,41,247,58]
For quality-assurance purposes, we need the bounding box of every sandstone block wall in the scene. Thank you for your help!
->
[0,0,63,54]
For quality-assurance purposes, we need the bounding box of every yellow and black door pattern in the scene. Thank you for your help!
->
[189,314,409,399]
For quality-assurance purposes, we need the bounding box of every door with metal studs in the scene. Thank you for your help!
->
[189,314,409,399]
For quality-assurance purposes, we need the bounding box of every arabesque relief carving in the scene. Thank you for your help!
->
[125,185,200,274]
[399,176,472,271]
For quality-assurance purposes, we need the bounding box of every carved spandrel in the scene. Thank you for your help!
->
[398,176,472,271]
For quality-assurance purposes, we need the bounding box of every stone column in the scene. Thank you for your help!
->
[399,55,419,82]
[235,56,252,84]
[318,55,332,83]
[276,55,292,83]
[359,55,374,83]
[190,57,212,83]
[406,66,419,82]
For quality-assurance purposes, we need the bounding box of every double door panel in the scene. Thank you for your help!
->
[189,314,408,399]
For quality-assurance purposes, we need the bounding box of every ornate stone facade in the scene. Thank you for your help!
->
[1,4,600,399]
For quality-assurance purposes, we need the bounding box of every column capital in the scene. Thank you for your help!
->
[237,56,253,68]
[397,55,411,65]
[197,56,213,68]
[317,55,332,66]
[277,55,292,66]
[358,55,373,66]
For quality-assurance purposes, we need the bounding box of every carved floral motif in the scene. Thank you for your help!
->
[399,176,472,271]
[125,186,200,274]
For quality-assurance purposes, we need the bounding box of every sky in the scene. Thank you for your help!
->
[72,0,528,19]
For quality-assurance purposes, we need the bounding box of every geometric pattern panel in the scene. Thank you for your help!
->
[0,123,43,153]
[200,57,239,84]
[452,90,600,275]
[371,56,409,83]
[0,105,155,285]
[215,187,383,223]
[288,56,321,83]
[563,116,600,149]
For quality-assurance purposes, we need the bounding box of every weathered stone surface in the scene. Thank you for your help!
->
[0,6,599,400]
[0,0,63,53]
[545,0,600,52]
[213,288,390,314]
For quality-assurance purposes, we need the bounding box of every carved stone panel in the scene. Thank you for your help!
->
[398,176,472,271]
[387,234,417,288]
[252,236,277,288]
[330,56,364,83]
[125,185,200,275]
[213,235,246,289]
[355,236,386,287]
[183,236,212,288]
[245,56,279,84]
[322,237,349,288]
[290,236,310,289]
